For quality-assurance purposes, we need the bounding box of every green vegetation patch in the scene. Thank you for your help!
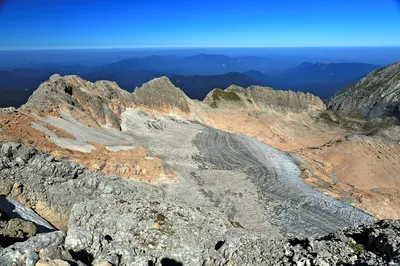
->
[318,110,396,134]
[349,242,366,255]
[229,220,244,229]
[212,89,241,102]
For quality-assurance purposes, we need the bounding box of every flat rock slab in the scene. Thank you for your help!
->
[0,196,54,232]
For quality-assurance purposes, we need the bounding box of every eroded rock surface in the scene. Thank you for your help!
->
[0,109,175,183]
[209,220,400,265]
[329,61,400,122]
[0,141,393,265]
[203,84,325,112]
[20,74,135,129]
[0,231,69,266]
[296,111,400,220]
[133,76,191,114]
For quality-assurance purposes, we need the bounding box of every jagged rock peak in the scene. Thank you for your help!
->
[20,74,135,129]
[133,76,191,113]
[203,84,326,112]
[329,61,400,122]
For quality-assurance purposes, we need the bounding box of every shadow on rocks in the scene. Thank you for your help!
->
[156,258,183,266]
[0,195,54,233]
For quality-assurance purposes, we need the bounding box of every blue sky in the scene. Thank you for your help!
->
[0,0,400,49]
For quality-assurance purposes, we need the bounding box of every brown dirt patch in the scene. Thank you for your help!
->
[0,112,175,184]
[296,136,400,219]
[192,105,346,151]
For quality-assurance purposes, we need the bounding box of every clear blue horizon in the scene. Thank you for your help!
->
[2,46,400,52]
[1,0,400,49]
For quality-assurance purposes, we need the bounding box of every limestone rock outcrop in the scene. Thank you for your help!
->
[133,76,191,114]
[329,61,400,122]
[204,84,326,112]
[20,74,135,129]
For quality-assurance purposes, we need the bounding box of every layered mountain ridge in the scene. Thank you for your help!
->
[21,74,326,127]
[204,85,325,112]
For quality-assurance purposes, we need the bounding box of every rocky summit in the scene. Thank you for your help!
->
[329,61,400,122]
[0,74,399,266]
[203,84,325,112]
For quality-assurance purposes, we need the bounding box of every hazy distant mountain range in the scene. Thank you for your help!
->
[83,70,169,92]
[170,72,256,99]
[248,62,380,98]
[100,54,283,75]
[0,88,36,108]
[0,55,380,107]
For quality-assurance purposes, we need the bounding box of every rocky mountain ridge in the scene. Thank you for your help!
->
[203,85,325,112]
[133,76,192,114]
[329,61,400,122]
[20,74,327,124]
[21,74,136,129]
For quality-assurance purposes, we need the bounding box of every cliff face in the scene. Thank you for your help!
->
[21,74,325,125]
[329,61,400,122]
[133,76,191,113]
[204,84,326,112]
[247,85,326,112]
[20,74,135,129]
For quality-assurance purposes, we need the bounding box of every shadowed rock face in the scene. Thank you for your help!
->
[329,61,400,122]
[0,208,38,247]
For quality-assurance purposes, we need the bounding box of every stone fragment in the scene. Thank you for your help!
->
[36,259,71,266]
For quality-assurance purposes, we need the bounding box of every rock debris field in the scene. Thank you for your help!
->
[0,107,389,266]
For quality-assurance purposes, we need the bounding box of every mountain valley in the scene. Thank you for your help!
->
[0,63,399,265]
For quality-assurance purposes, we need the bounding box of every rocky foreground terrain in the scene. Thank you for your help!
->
[0,142,398,265]
[0,72,399,265]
